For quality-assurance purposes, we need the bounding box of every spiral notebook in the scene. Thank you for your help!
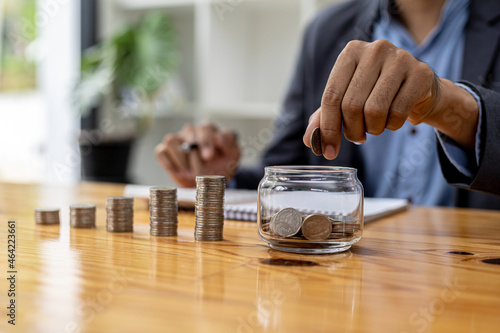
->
[125,185,408,222]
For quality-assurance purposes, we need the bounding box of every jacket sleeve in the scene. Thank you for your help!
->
[437,82,500,196]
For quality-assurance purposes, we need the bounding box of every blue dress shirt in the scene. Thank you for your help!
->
[363,0,478,206]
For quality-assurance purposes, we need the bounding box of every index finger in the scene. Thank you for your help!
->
[197,122,218,161]
[188,148,204,176]
[320,42,359,160]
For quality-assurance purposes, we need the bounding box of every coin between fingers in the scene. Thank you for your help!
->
[310,127,322,156]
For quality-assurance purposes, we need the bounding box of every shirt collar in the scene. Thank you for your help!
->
[378,0,470,25]
[376,0,470,49]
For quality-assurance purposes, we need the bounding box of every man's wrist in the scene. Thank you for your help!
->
[424,78,479,150]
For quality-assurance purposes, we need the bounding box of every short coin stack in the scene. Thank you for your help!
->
[149,187,178,236]
[70,204,96,228]
[35,208,60,225]
[106,196,134,233]
[330,215,360,237]
[194,175,225,241]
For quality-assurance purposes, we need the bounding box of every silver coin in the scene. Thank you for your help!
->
[71,223,95,229]
[35,207,60,212]
[150,187,176,192]
[107,196,133,201]
[270,208,303,238]
[301,214,332,241]
[151,230,177,236]
[107,226,133,233]
[70,203,96,209]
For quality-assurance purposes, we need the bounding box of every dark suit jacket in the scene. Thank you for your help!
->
[234,0,500,210]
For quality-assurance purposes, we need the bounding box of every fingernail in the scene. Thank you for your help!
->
[324,145,336,160]
[354,141,365,145]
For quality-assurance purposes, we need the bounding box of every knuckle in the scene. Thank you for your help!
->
[416,62,434,78]
[200,121,217,131]
[364,103,386,118]
[321,123,340,136]
[383,77,401,90]
[342,97,364,116]
[371,39,393,54]
[345,40,363,52]
[322,86,344,107]
[389,107,408,122]
[394,48,411,63]
[182,123,194,132]
[154,143,164,154]
[164,134,177,145]
[162,133,171,141]
[221,129,235,139]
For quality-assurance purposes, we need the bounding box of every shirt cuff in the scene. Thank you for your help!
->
[435,82,483,179]
[455,82,483,164]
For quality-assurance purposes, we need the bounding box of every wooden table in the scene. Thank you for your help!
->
[1,182,500,333]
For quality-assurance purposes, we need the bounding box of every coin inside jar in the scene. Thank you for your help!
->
[310,127,322,156]
[270,208,303,238]
[301,214,332,241]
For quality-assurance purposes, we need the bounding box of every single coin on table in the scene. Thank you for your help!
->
[270,208,303,238]
[310,127,322,156]
[301,214,333,241]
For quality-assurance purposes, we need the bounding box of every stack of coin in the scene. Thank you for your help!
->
[194,175,225,241]
[149,187,178,236]
[106,196,134,232]
[330,215,360,237]
[35,208,60,225]
[70,204,96,228]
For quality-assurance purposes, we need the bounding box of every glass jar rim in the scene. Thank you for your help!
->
[265,165,357,174]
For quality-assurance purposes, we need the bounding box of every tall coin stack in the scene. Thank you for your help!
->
[35,208,60,225]
[149,187,178,236]
[106,196,134,233]
[194,176,225,241]
[70,204,96,228]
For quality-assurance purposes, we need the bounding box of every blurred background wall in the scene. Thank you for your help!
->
[0,0,342,187]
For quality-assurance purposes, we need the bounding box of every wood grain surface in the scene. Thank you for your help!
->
[0,182,499,333]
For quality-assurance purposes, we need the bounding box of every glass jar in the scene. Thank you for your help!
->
[258,166,364,254]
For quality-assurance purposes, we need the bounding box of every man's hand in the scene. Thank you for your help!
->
[155,122,241,188]
[303,39,479,159]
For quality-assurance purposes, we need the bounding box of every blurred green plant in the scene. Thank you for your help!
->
[0,0,37,91]
[74,12,180,133]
